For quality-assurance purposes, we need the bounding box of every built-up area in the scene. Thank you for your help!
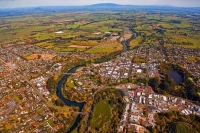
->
[116,83,200,133]
[69,45,200,133]
[0,39,200,132]
[0,42,99,132]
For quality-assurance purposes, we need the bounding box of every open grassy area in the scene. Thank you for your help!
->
[90,99,112,129]
[176,123,192,133]
[48,120,56,128]
[66,78,75,88]
[133,58,146,63]
[86,40,123,54]
[130,36,142,47]
[25,54,56,60]
[132,13,200,48]
[71,130,79,133]
[70,40,99,46]
[187,56,200,61]
[13,95,22,104]
[35,40,101,52]
[1,10,199,49]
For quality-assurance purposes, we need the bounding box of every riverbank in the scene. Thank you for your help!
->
[56,66,86,133]
[55,29,138,132]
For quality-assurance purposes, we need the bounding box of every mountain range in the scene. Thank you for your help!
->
[0,3,200,17]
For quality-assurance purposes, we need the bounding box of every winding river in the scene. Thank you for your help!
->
[122,41,129,51]
[56,66,85,133]
[56,32,136,132]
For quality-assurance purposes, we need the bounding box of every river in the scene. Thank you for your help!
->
[122,41,129,51]
[122,33,137,52]
[167,70,183,84]
[56,32,136,132]
[56,66,85,133]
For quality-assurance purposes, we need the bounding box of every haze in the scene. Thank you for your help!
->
[1,0,200,9]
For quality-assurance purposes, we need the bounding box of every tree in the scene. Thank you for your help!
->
[148,78,160,90]
[46,77,57,93]
[55,99,65,107]
[152,128,157,133]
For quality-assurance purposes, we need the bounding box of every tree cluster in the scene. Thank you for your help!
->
[148,63,200,103]
[148,111,200,133]
[88,89,125,132]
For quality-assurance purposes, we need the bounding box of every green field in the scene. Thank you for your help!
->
[90,99,112,129]
[86,48,112,53]
[175,123,195,133]
[130,36,142,47]
[187,56,200,61]
[1,10,200,49]
[86,40,123,54]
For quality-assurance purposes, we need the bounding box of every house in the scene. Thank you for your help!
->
[163,96,167,101]
[137,88,144,91]
[131,115,140,121]
[172,98,177,103]
[124,97,129,103]
[148,94,153,99]
[181,100,185,104]
[137,69,142,73]
[78,82,83,86]
[137,92,141,96]
[143,97,146,104]
[139,96,142,103]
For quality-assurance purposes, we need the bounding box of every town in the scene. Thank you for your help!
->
[116,83,200,132]
[1,37,200,132]
[0,5,200,132]
[0,41,99,132]
[62,45,200,132]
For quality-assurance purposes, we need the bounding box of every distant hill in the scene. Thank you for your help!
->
[88,3,120,7]
[86,3,177,8]
[1,3,200,17]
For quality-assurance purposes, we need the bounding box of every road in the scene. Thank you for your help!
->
[0,46,83,114]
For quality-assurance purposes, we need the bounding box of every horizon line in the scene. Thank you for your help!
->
[1,3,200,9]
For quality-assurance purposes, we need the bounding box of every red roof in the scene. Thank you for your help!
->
[148,86,154,93]
[137,88,144,91]
[33,122,37,128]
[55,125,60,130]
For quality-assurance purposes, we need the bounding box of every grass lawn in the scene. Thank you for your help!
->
[164,43,173,47]
[36,40,100,52]
[187,56,200,61]
[36,108,45,115]
[13,95,22,104]
[35,42,54,47]
[86,48,112,53]
[66,78,75,88]
[176,123,191,133]
[70,40,99,46]
[90,99,112,129]
[66,22,82,29]
[130,36,142,47]
[48,120,56,128]
[133,58,146,63]
[54,47,76,52]
[71,130,79,133]
[86,40,123,54]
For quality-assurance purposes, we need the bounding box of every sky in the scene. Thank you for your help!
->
[0,0,200,9]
